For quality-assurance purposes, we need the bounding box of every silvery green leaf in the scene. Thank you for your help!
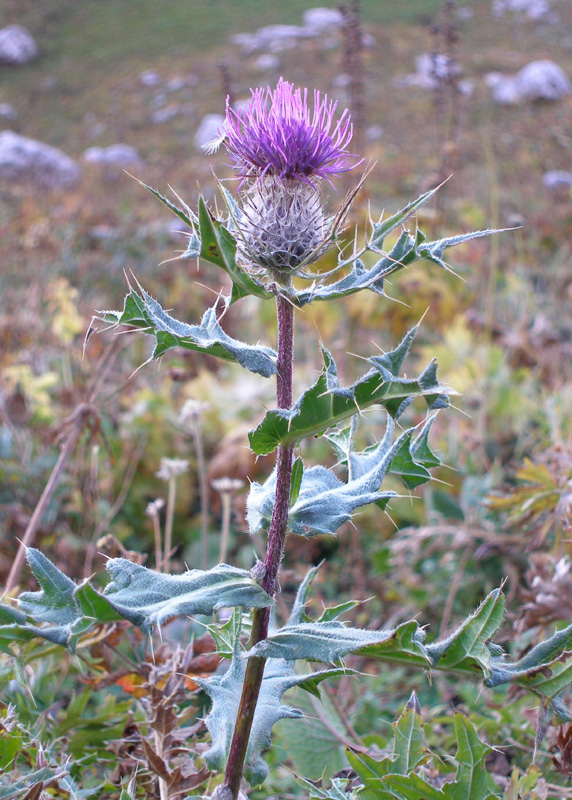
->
[133,176,198,229]
[196,636,347,785]
[206,607,252,659]
[486,623,572,712]
[180,231,201,259]
[100,286,277,378]
[0,604,26,625]
[426,589,505,675]
[297,777,350,800]
[245,619,430,666]
[12,550,271,649]
[294,231,416,307]
[288,565,320,626]
[249,328,451,455]
[368,187,440,252]
[248,415,440,537]
[18,549,79,625]
[103,559,273,634]
[417,230,506,274]
[0,766,69,798]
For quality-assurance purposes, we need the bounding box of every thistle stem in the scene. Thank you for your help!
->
[223,289,295,799]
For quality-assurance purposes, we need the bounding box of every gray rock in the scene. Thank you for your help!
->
[139,70,160,87]
[0,104,17,121]
[366,125,383,141]
[166,76,187,92]
[83,144,143,168]
[302,7,343,34]
[254,53,280,71]
[0,25,38,65]
[194,113,225,150]
[0,130,80,189]
[233,8,344,55]
[401,53,461,89]
[542,170,572,188]
[492,0,551,19]
[490,60,571,104]
[150,104,180,124]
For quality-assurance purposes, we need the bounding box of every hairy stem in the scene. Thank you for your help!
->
[223,290,295,799]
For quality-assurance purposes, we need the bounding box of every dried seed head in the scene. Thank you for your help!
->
[156,457,189,481]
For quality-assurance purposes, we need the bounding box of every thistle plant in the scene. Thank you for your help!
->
[5,79,572,799]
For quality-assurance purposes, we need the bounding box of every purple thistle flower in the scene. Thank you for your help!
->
[223,78,361,186]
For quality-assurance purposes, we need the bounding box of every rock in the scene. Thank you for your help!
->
[492,0,551,19]
[254,53,280,71]
[139,69,160,87]
[542,170,572,188]
[490,77,521,104]
[302,7,344,34]
[83,144,143,168]
[237,24,311,54]
[333,73,351,88]
[458,79,474,96]
[194,113,225,150]
[233,8,344,55]
[491,60,571,104]
[0,131,80,189]
[516,60,570,100]
[150,104,180,124]
[401,53,461,89]
[0,25,39,65]
[0,104,17,121]
[366,125,383,141]
[166,76,187,92]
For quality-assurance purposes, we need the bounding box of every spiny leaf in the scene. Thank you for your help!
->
[289,457,304,506]
[293,231,415,306]
[392,693,427,775]
[249,328,451,455]
[198,196,271,304]
[418,229,505,274]
[18,549,77,625]
[207,607,245,659]
[248,415,440,537]
[245,619,430,667]
[196,636,347,785]
[133,176,198,229]
[247,589,511,679]
[100,287,277,378]
[103,559,273,634]
[12,550,272,650]
[446,714,495,800]
[316,600,361,624]
[383,774,447,800]
[426,589,506,676]
[0,605,26,625]
[288,565,320,627]
[369,187,440,252]
[291,191,504,307]
[297,776,349,800]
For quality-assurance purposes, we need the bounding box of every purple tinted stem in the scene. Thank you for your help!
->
[223,291,295,799]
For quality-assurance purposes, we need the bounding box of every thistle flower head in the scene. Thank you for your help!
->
[223,78,360,186]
